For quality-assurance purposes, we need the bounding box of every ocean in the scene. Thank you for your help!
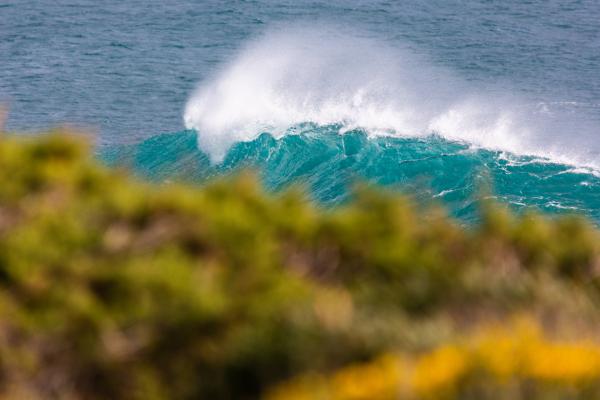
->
[2,0,600,221]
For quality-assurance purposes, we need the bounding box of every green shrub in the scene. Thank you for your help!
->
[0,131,599,399]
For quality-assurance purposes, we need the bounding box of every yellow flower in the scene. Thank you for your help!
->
[411,345,468,397]
[524,341,600,384]
[331,355,402,400]
[474,317,541,379]
[265,317,600,400]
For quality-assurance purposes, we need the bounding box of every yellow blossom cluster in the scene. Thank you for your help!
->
[267,318,600,400]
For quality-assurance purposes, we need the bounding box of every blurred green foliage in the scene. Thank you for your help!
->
[0,131,599,399]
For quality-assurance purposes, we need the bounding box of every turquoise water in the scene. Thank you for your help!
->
[103,127,600,222]
[2,1,600,221]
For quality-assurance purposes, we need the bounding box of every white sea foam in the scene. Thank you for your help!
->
[184,25,600,167]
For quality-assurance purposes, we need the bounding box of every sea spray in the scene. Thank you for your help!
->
[184,25,600,170]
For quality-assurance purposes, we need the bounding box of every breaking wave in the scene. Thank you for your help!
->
[184,25,600,171]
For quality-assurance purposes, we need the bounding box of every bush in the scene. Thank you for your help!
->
[0,131,599,399]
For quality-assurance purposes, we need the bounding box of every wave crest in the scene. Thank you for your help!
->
[184,25,599,168]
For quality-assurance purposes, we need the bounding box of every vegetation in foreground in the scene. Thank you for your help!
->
[0,129,600,399]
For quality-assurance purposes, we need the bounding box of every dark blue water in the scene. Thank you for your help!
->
[2,1,600,221]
